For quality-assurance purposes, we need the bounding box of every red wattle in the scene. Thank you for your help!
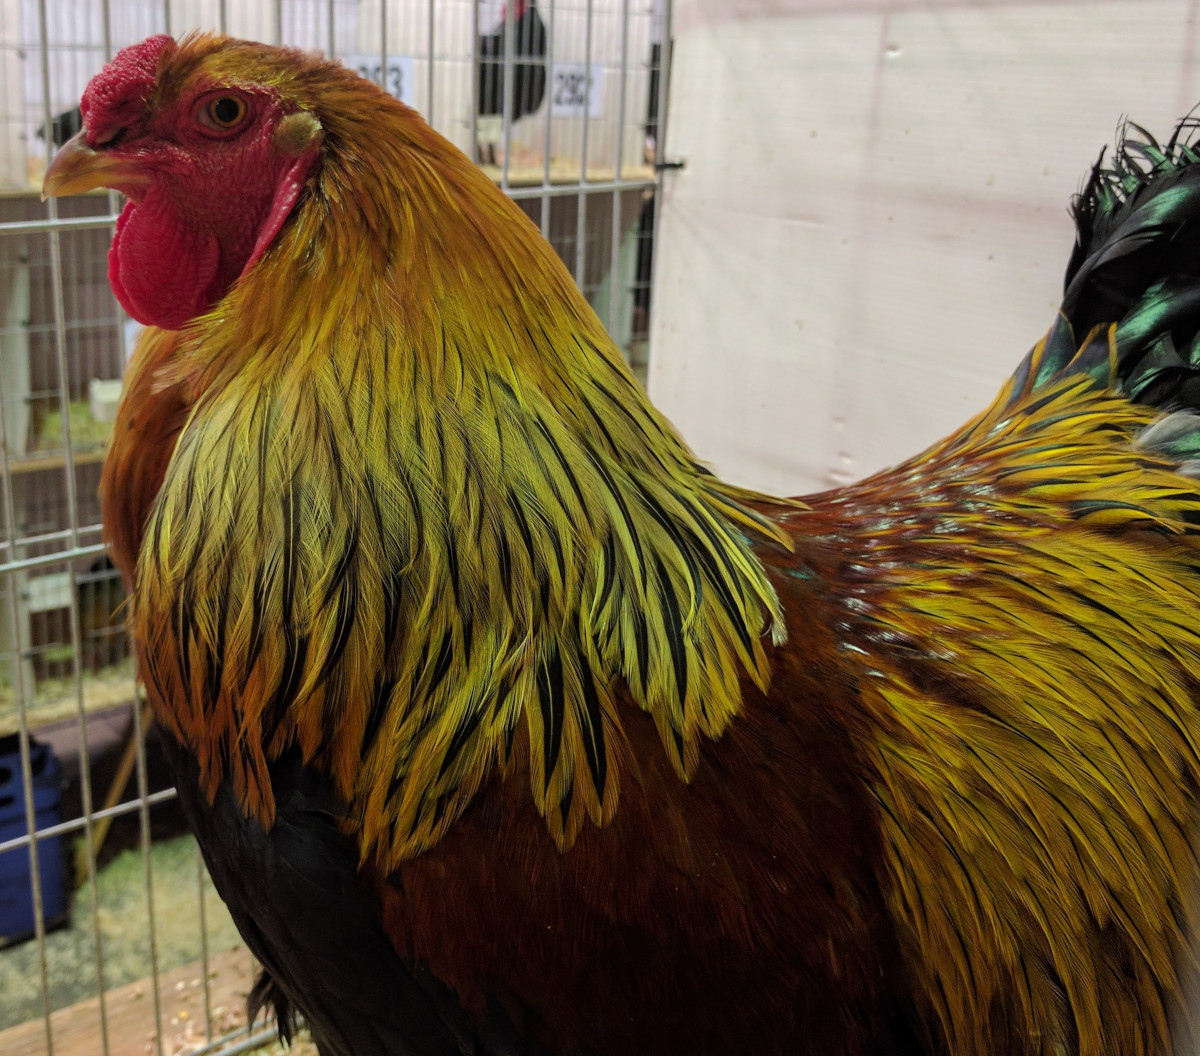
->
[109,195,220,330]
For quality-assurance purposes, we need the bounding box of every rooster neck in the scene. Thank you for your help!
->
[140,107,800,864]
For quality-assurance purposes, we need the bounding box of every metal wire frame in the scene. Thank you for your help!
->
[0,2,667,1054]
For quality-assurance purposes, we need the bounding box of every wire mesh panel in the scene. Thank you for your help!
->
[0,0,667,1053]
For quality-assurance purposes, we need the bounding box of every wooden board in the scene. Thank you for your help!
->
[0,945,267,1056]
[480,160,654,187]
[4,450,106,477]
[0,668,137,739]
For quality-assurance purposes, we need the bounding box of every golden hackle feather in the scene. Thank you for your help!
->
[132,34,790,864]
[805,311,1200,1054]
[100,325,189,586]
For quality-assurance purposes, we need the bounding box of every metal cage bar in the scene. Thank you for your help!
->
[574,0,594,288]
[0,4,666,1054]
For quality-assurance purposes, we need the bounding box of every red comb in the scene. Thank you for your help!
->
[80,35,173,138]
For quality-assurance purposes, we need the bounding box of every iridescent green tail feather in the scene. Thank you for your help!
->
[1021,119,1200,414]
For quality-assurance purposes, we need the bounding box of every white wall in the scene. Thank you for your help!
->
[649,0,1200,494]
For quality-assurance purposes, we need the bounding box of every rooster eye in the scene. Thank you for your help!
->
[201,95,247,130]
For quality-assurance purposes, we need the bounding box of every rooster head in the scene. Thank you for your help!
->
[42,34,325,330]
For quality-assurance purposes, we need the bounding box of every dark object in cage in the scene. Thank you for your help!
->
[36,106,83,147]
[633,193,655,326]
[0,735,68,947]
[28,558,130,684]
[78,556,130,672]
[477,1,547,124]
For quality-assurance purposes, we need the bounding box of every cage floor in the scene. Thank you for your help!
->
[1,945,262,1056]
[0,664,137,740]
[250,1032,318,1055]
[0,833,248,1054]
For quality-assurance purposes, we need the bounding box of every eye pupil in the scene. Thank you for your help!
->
[211,97,242,126]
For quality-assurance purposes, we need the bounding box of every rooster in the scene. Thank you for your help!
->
[476,0,547,166]
[41,32,1200,1056]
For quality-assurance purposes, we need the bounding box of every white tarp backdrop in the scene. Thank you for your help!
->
[649,0,1200,494]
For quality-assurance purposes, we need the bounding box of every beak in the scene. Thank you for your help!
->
[41,129,150,201]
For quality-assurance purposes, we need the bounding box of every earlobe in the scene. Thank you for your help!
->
[274,112,323,156]
[243,140,322,275]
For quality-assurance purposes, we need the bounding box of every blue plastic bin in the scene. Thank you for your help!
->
[0,737,67,945]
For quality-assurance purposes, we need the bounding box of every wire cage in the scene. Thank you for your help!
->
[0,1,668,1052]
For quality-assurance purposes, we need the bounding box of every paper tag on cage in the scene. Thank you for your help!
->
[551,64,605,118]
[344,55,417,107]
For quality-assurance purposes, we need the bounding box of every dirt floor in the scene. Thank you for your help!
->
[0,832,243,1030]
[252,1034,319,1055]
[0,828,325,1055]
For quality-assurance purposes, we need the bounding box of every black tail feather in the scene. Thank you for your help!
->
[248,969,299,1045]
[1058,117,1200,409]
